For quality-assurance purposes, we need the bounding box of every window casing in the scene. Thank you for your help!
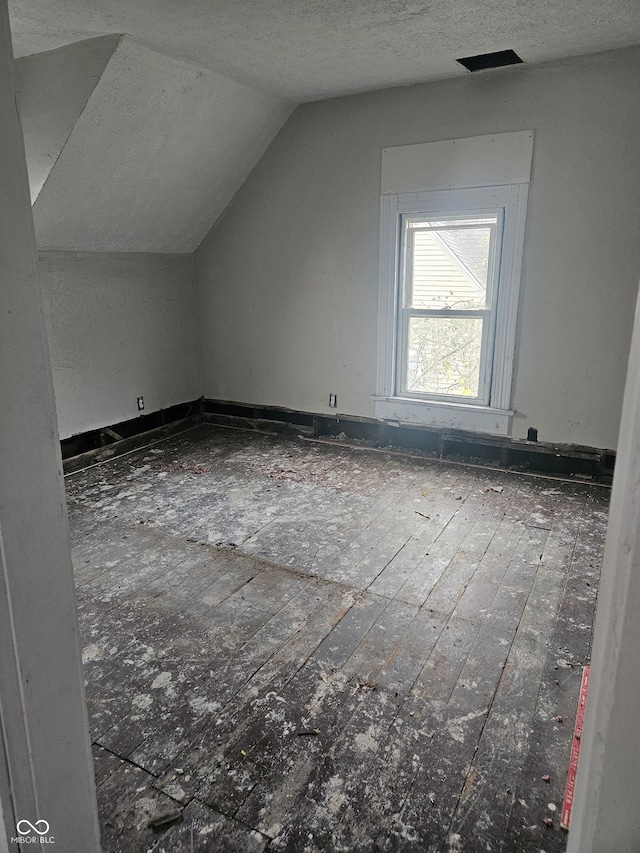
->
[375,182,529,435]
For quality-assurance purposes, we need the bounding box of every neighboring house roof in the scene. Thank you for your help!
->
[437,226,490,288]
[411,228,488,309]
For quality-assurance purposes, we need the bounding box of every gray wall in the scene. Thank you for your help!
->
[39,251,200,439]
[195,46,640,451]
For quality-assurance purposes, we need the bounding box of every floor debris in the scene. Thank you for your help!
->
[67,424,608,853]
[148,807,183,830]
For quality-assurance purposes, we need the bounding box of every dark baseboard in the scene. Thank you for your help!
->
[203,399,615,485]
[61,399,203,474]
[60,397,615,484]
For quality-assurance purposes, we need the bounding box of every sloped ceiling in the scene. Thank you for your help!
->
[17,36,292,252]
[14,35,119,203]
[9,0,640,252]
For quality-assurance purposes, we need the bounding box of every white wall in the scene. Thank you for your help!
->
[195,46,640,450]
[39,251,200,439]
[0,1,100,846]
[568,273,640,852]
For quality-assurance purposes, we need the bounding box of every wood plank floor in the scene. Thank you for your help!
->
[66,424,609,852]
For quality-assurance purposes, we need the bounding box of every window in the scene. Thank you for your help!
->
[375,132,533,435]
[400,212,499,403]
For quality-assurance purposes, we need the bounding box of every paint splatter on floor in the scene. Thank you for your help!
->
[67,424,608,852]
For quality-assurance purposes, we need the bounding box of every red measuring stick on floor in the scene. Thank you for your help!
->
[561,665,590,831]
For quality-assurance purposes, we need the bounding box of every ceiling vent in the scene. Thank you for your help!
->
[456,49,523,72]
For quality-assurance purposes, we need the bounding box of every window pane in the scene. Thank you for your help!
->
[409,220,495,309]
[406,316,483,397]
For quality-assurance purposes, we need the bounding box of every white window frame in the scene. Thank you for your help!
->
[374,132,532,436]
[397,207,503,406]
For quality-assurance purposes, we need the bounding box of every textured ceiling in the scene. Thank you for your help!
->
[9,0,640,101]
[15,35,118,202]
[22,37,291,252]
[9,1,639,252]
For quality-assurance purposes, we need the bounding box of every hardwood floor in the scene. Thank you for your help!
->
[66,423,609,852]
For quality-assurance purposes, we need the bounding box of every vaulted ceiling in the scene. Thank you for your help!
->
[9,0,640,252]
[15,36,290,252]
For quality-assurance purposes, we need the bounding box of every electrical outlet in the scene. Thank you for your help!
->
[329,393,337,408]
[137,396,144,411]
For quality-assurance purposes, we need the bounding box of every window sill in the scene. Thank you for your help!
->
[372,396,514,436]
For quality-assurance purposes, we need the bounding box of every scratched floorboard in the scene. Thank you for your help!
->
[66,424,609,852]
